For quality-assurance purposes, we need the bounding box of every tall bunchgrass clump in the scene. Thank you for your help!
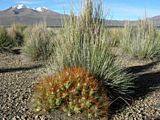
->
[31,0,133,118]
[47,0,133,96]
[8,23,26,47]
[120,18,160,59]
[0,27,13,52]
[22,23,55,61]
[31,67,109,118]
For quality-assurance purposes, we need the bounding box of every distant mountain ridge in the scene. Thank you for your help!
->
[0,4,160,27]
[0,4,65,26]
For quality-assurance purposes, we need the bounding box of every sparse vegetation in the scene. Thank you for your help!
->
[1,0,160,120]
[120,18,160,59]
[22,23,55,61]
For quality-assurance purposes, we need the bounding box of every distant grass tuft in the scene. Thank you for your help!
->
[0,27,13,52]
[105,28,122,47]
[22,23,55,61]
[8,23,25,47]
[120,18,160,59]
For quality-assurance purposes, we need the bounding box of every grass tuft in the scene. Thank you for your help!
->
[8,23,25,47]
[120,18,160,59]
[0,27,13,52]
[105,28,122,47]
[46,0,133,97]
[22,23,55,61]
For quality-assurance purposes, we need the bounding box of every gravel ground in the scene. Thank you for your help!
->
[0,53,97,120]
[0,53,160,120]
[111,89,160,120]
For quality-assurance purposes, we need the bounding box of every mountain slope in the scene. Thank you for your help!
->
[0,4,65,26]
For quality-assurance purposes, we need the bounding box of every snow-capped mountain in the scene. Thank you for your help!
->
[11,4,49,12]
[0,4,66,26]
[13,4,27,9]
[34,7,48,12]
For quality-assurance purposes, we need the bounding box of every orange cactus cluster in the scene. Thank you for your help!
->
[31,67,109,118]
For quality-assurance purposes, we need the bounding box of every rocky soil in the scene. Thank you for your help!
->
[0,53,160,120]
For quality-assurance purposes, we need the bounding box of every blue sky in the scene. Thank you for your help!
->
[0,0,160,20]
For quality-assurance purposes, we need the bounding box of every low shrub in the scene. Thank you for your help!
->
[22,23,55,61]
[31,67,109,118]
[120,19,160,59]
